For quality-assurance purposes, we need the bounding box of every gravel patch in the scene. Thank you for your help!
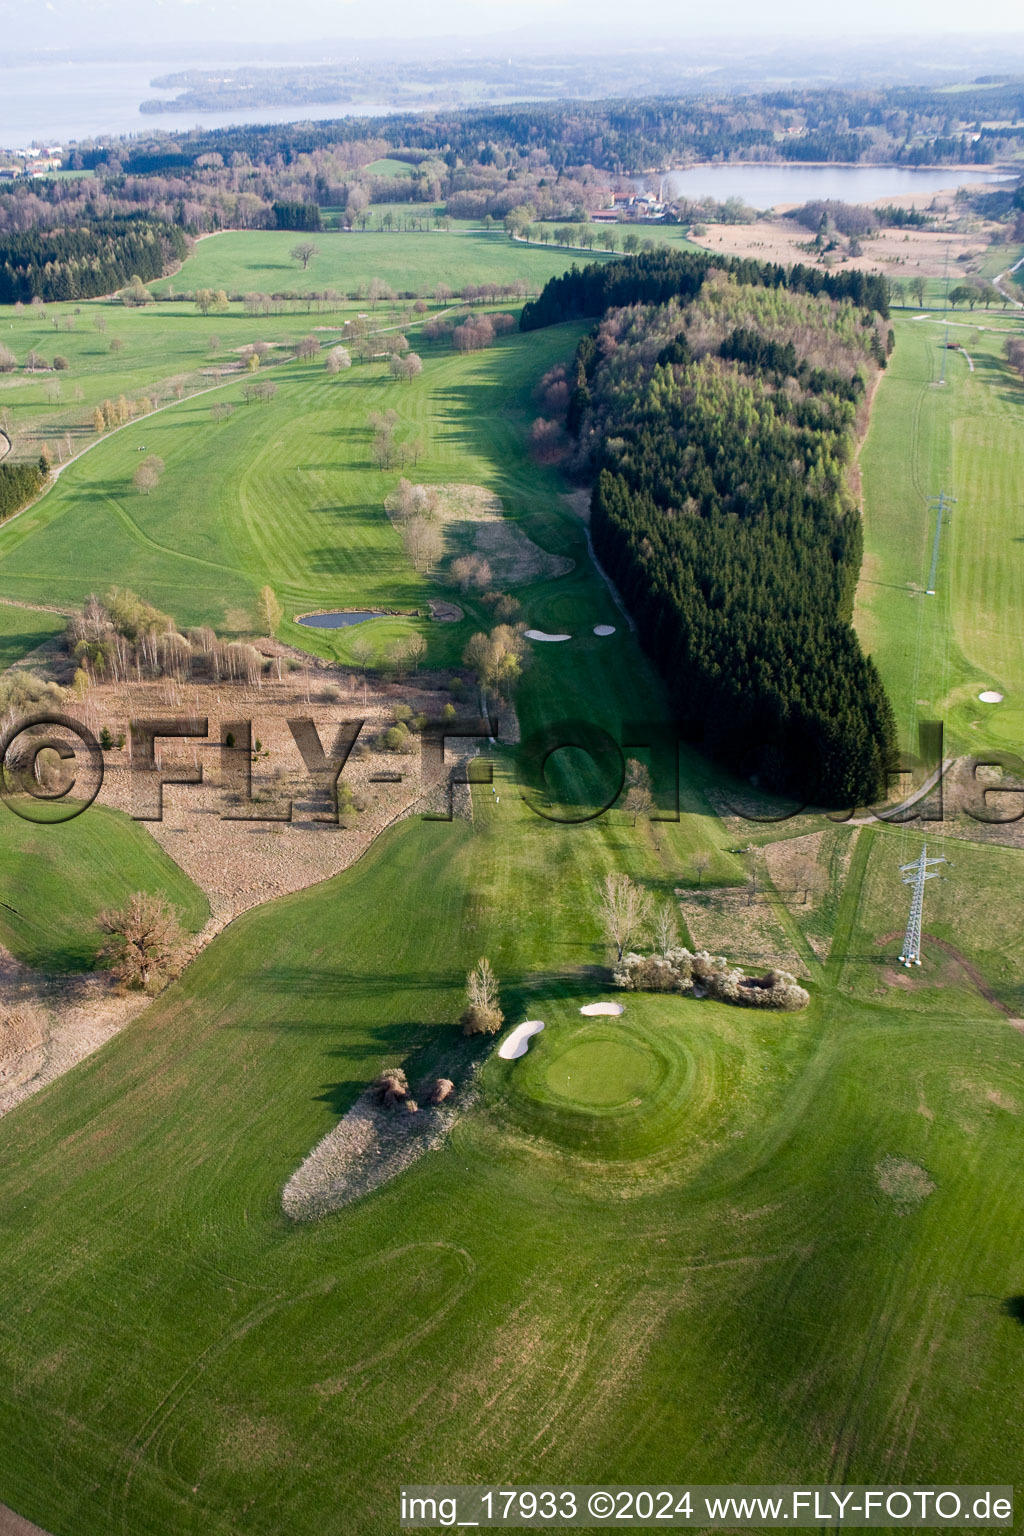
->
[283,1082,471,1220]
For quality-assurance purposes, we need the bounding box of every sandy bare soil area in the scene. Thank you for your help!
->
[0,1502,52,1536]
[63,667,491,928]
[283,1085,465,1220]
[690,217,995,283]
[0,943,149,1117]
[394,482,573,586]
[0,663,498,1115]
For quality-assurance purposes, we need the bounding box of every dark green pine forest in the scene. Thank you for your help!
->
[528,253,898,807]
[0,217,187,303]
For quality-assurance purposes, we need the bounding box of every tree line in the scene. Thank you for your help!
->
[0,461,46,523]
[0,216,187,303]
[520,249,890,332]
[535,254,898,806]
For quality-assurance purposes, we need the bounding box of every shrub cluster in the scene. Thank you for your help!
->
[613,948,810,1011]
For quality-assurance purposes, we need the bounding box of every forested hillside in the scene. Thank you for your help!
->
[520,249,890,331]
[535,255,898,805]
[0,217,187,303]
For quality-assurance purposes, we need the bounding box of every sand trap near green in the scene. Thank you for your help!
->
[498,1019,545,1059]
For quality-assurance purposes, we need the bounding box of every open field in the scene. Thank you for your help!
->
[363,157,415,177]
[856,310,1024,757]
[0,290,508,462]
[0,323,602,669]
[3,229,1024,1536]
[149,227,615,300]
[0,603,65,669]
[0,804,208,972]
[2,754,1024,1533]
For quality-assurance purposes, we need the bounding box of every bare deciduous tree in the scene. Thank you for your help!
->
[623,757,653,826]
[450,554,492,592]
[461,957,504,1035]
[403,633,427,672]
[131,453,164,495]
[258,585,282,635]
[350,633,375,671]
[652,901,678,957]
[325,345,351,374]
[367,276,395,307]
[290,241,320,270]
[402,517,443,572]
[597,873,653,962]
[692,851,711,888]
[98,892,186,992]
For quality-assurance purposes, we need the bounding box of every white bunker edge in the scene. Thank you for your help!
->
[499,1019,545,1059]
[524,629,571,643]
[593,624,616,636]
[979,690,1004,703]
[580,1001,625,1016]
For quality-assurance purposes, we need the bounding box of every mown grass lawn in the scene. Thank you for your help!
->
[148,227,618,300]
[0,602,64,670]
[2,772,1024,1536]
[1,251,1024,1536]
[0,804,208,971]
[0,323,588,647]
[857,310,1024,757]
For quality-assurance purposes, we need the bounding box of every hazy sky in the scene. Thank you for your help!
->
[7,0,1024,51]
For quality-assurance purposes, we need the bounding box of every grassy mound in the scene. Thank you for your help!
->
[486,998,737,1163]
[0,804,208,971]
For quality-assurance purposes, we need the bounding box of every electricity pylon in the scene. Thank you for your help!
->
[898,845,948,967]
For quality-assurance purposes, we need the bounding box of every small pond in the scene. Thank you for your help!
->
[297,610,390,629]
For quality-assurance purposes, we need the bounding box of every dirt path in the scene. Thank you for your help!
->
[992,252,1024,310]
[0,430,10,463]
[0,1503,52,1536]
[876,928,1018,1018]
[0,594,76,617]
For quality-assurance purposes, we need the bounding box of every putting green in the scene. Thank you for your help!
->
[543,1036,659,1107]
[485,1006,732,1165]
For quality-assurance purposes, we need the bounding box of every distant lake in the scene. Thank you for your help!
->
[0,60,416,147]
[662,163,1015,210]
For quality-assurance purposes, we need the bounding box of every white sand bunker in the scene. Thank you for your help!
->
[580,1001,624,1016]
[525,629,571,643]
[593,625,616,637]
[979,690,1004,703]
[499,1020,545,1059]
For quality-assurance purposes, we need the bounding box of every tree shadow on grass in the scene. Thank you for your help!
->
[1002,1296,1024,1324]
[313,1021,491,1114]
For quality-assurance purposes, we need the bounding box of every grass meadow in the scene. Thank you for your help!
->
[148,226,619,300]
[2,770,1024,1535]
[0,805,208,971]
[856,309,1024,757]
[0,601,64,669]
[1,234,1024,1534]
